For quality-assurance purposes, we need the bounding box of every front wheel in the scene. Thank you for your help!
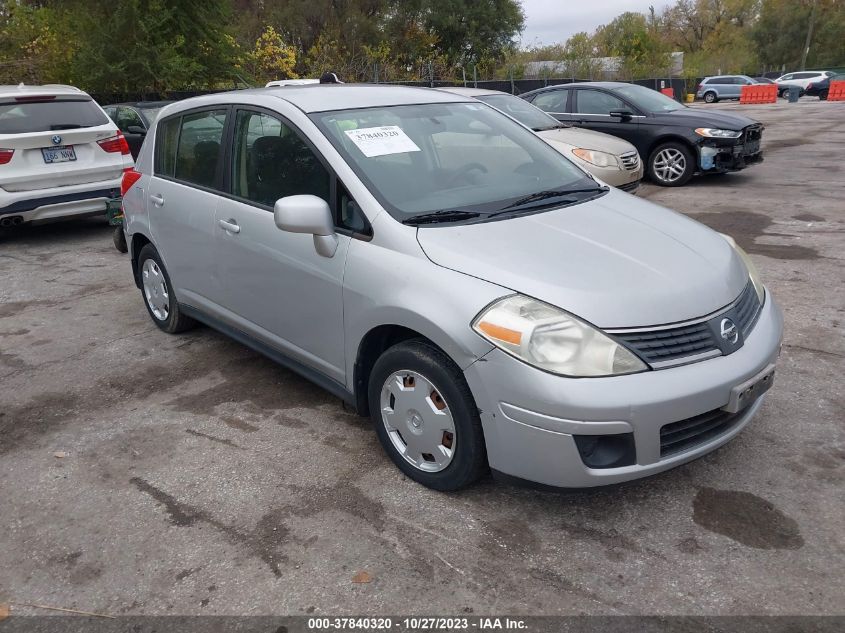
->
[368,340,487,491]
[819,90,828,101]
[137,244,196,334]
[647,142,695,187]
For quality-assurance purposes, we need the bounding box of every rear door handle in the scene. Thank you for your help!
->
[149,193,165,207]
[218,218,240,234]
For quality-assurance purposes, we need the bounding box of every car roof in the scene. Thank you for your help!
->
[108,101,175,109]
[0,84,89,99]
[436,86,505,98]
[158,85,469,118]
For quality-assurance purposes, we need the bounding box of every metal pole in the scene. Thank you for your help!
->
[462,67,466,87]
[473,64,477,88]
[429,61,434,88]
[510,67,515,94]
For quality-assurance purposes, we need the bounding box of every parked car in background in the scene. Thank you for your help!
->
[804,73,845,100]
[0,84,132,227]
[438,87,642,192]
[104,101,174,159]
[521,81,764,187]
[696,75,758,103]
[752,77,776,84]
[122,86,782,491]
[775,71,835,98]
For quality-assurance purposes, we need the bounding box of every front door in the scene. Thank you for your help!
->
[571,89,642,145]
[214,108,349,383]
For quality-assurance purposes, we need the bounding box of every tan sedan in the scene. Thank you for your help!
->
[440,87,643,193]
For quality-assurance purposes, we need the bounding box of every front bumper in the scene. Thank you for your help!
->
[463,292,783,488]
[697,126,764,174]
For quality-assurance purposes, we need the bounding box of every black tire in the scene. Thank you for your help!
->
[703,91,717,104]
[819,90,828,101]
[368,339,487,491]
[137,244,196,334]
[647,141,695,187]
[779,89,789,99]
[112,227,128,253]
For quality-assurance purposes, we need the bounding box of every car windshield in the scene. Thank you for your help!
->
[312,102,596,223]
[476,94,562,131]
[612,84,685,112]
[0,98,108,134]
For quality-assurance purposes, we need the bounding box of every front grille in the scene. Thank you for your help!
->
[660,406,746,457]
[744,125,763,142]
[619,151,640,171]
[612,282,762,368]
[614,321,718,364]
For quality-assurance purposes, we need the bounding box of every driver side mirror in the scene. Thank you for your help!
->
[274,194,338,258]
[126,125,146,135]
[609,110,634,122]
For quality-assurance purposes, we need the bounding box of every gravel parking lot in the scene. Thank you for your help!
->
[0,99,843,618]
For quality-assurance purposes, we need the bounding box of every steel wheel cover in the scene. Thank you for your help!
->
[379,370,456,472]
[142,259,170,321]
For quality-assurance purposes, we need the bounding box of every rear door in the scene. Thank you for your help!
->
[146,108,228,310]
[570,88,641,145]
[527,89,572,123]
[0,95,129,194]
[213,107,351,382]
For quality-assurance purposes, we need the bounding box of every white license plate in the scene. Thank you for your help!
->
[42,146,76,164]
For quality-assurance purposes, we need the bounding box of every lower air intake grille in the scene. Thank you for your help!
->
[660,407,746,457]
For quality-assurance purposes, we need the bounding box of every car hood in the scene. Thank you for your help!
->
[536,126,637,155]
[654,107,760,130]
[416,189,748,328]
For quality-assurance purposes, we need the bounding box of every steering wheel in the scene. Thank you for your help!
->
[445,162,488,187]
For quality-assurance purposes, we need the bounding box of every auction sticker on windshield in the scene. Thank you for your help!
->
[344,125,421,158]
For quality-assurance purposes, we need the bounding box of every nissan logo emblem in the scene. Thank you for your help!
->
[720,318,739,344]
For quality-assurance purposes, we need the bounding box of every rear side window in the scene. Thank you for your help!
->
[155,109,227,189]
[531,90,569,113]
[0,98,108,134]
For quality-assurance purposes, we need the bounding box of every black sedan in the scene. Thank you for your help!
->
[520,82,764,186]
[103,101,174,159]
[805,74,844,100]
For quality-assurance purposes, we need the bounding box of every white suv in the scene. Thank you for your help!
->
[775,71,835,97]
[0,84,133,227]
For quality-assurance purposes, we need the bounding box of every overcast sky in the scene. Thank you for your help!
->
[519,0,675,47]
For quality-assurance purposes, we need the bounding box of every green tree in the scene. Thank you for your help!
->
[595,11,671,77]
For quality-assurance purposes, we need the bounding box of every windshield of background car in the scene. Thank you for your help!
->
[476,94,561,131]
[0,98,109,134]
[613,84,685,112]
[139,107,165,124]
[312,102,593,220]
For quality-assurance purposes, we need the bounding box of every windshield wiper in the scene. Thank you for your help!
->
[402,209,482,225]
[497,186,608,213]
[50,124,86,130]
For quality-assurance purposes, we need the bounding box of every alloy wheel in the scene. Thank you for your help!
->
[652,148,687,184]
[142,258,170,321]
[379,370,456,472]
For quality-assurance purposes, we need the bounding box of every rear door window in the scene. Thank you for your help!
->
[530,90,569,113]
[115,107,144,132]
[0,98,109,134]
[155,109,227,189]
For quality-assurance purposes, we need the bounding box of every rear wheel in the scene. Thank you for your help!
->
[647,142,695,187]
[819,90,828,101]
[703,91,717,104]
[779,89,789,99]
[112,227,128,253]
[368,340,487,491]
[137,244,196,333]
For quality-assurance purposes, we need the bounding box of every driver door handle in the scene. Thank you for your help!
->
[218,218,240,234]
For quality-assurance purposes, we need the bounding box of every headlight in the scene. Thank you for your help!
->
[571,148,617,168]
[721,234,765,302]
[472,295,647,377]
[695,128,741,138]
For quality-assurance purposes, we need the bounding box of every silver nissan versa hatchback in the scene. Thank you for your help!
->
[122,85,783,491]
